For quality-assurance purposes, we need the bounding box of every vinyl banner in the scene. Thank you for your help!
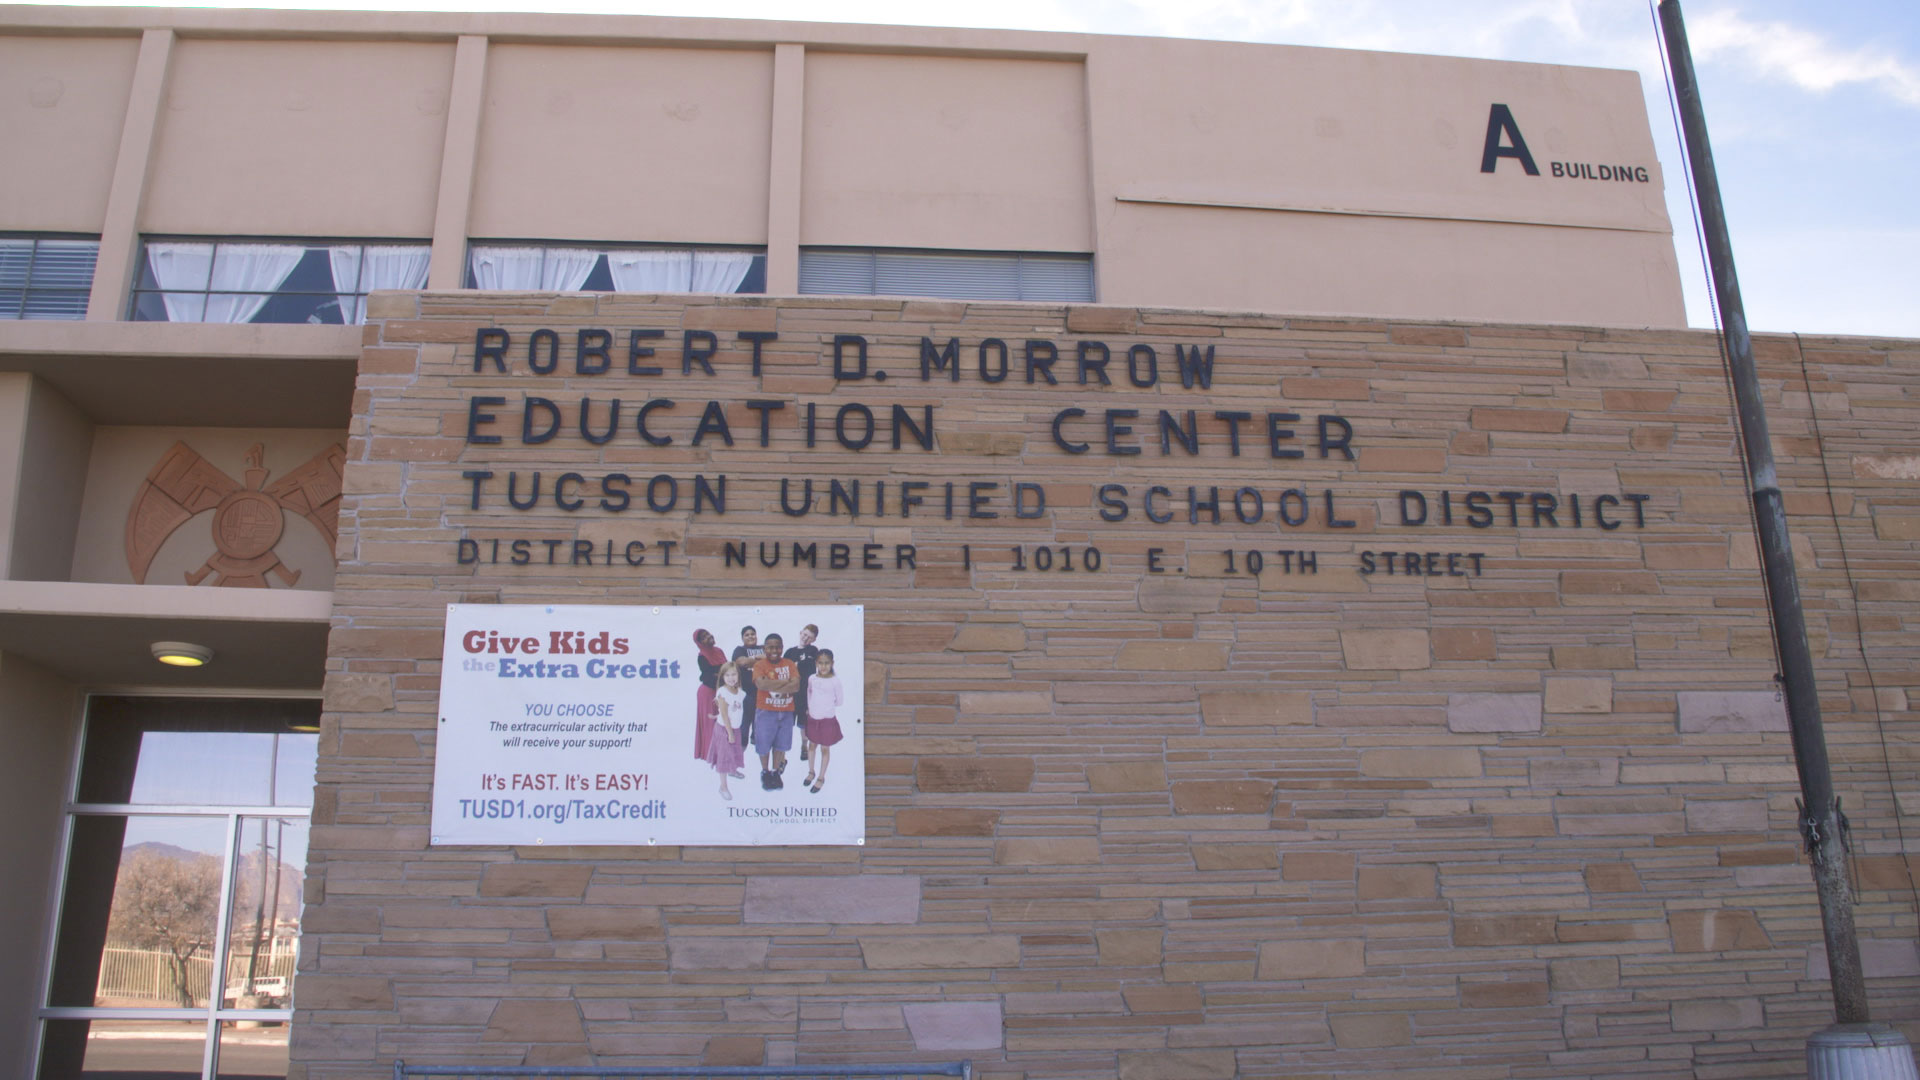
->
[431,604,865,846]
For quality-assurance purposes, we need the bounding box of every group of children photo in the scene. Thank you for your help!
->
[692,623,846,800]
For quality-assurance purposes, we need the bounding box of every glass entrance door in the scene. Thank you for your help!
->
[37,697,319,1080]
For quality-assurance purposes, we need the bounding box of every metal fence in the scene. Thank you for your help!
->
[95,944,299,1004]
[395,1063,971,1080]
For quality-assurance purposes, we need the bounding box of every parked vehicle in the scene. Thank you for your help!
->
[222,976,289,1006]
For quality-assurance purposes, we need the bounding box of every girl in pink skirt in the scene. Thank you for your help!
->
[803,649,845,794]
[706,662,748,799]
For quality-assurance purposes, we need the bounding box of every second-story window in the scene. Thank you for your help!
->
[1,234,99,320]
[467,243,766,294]
[131,239,431,325]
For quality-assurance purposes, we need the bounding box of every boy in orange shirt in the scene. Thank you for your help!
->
[750,633,801,790]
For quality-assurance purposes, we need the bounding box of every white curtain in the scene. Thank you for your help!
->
[691,251,755,294]
[202,244,305,324]
[468,246,596,291]
[606,250,692,292]
[329,244,431,324]
[145,242,216,322]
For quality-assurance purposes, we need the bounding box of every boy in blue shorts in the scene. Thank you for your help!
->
[751,633,800,790]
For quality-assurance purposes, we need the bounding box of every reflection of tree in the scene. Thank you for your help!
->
[107,850,221,1006]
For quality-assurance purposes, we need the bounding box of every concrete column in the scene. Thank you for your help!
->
[764,43,805,295]
[0,653,81,1080]
[426,35,490,291]
[87,27,173,321]
[1078,52,1105,304]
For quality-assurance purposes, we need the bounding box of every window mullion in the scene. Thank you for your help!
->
[201,812,242,1080]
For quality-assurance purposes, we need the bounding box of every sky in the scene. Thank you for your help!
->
[32,0,1920,338]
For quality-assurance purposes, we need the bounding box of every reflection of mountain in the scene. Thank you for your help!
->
[123,841,212,864]
[119,841,304,920]
[231,847,304,924]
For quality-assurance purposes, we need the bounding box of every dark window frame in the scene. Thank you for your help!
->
[129,236,432,325]
[464,239,768,294]
[0,232,100,320]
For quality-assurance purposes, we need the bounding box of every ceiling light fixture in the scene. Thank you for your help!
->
[151,641,214,668]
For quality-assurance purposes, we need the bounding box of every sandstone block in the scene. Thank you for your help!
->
[1545,676,1612,714]
[323,672,393,713]
[1357,864,1437,899]
[1193,844,1278,871]
[1453,915,1556,946]
[1601,389,1676,412]
[1138,578,1226,613]
[1808,939,1920,980]
[1685,798,1769,832]
[1551,645,1635,670]
[903,1001,1004,1051]
[293,976,391,1010]
[1550,956,1619,991]
[702,1036,765,1066]
[1561,570,1660,595]
[996,836,1101,865]
[483,999,584,1043]
[1171,780,1273,814]
[894,808,998,836]
[1341,629,1431,670]
[1585,862,1643,893]
[1003,991,1125,1016]
[1087,760,1167,792]
[478,863,591,899]
[860,935,1019,969]
[1258,938,1365,979]
[1471,407,1568,432]
[293,1023,376,1060]
[1281,376,1371,400]
[1677,691,1788,733]
[668,936,769,970]
[1671,997,1763,1032]
[1360,747,1481,778]
[362,292,418,320]
[948,623,1025,651]
[1329,1012,1411,1048]
[1460,981,1548,1008]
[957,691,1051,714]
[1447,692,1543,733]
[917,757,1034,793]
[1391,325,1468,346]
[1432,626,1496,660]
[842,1004,904,1029]
[1199,690,1312,726]
[1669,909,1771,952]
[1853,454,1920,480]
[1116,640,1231,670]
[1282,851,1353,881]
[1124,985,1204,1013]
[1117,1050,1237,1080]
[744,875,921,924]
[1530,757,1619,789]
[547,905,662,940]
[1874,514,1920,540]
[1097,928,1163,966]
[1066,305,1137,332]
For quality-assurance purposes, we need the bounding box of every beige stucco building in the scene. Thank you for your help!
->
[1,6,1914,1080]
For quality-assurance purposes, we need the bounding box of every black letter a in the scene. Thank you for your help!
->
[1480,103,1539,175]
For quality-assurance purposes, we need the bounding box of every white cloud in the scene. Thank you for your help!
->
[1688,8,1920,108]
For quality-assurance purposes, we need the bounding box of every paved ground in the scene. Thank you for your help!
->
[79,1023,288,1079]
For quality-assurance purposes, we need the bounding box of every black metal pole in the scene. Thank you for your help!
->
[1657,0,1868,1025]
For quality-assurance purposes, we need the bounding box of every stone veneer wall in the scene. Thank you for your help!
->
[296,292,1919,1079]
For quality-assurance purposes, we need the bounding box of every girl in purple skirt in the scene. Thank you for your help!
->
[706,662,748,799]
